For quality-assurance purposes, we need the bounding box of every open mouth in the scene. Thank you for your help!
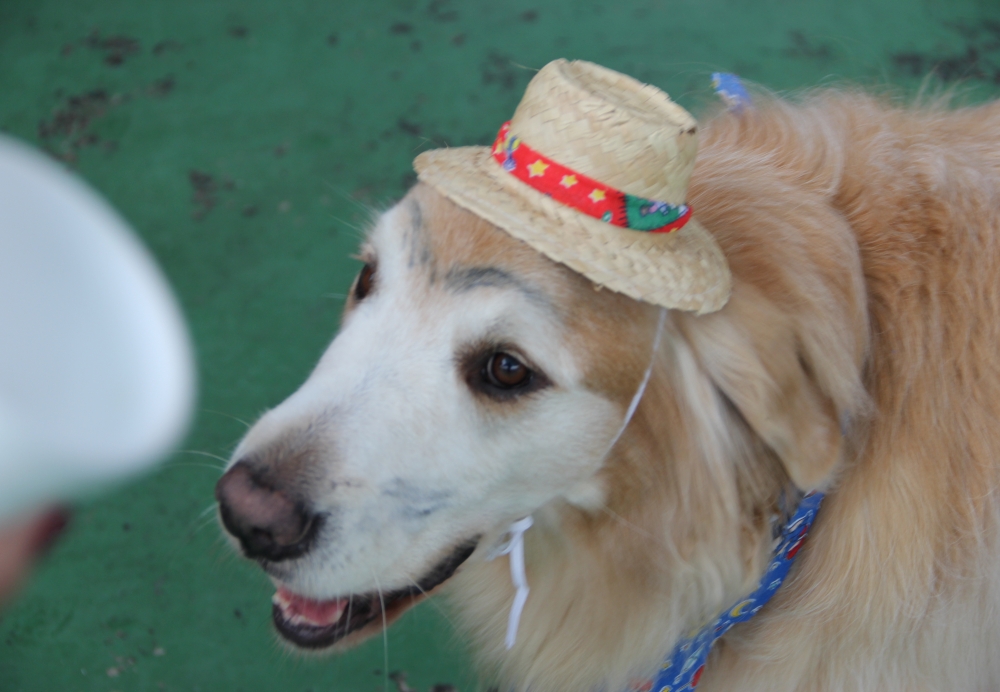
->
[271,538,479,649]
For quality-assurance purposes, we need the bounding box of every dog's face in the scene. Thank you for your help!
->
[216,183,659,650]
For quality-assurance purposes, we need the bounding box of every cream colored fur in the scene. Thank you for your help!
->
[229,91,1000,692]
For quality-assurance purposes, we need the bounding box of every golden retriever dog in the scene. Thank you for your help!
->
[215,88,1000,691]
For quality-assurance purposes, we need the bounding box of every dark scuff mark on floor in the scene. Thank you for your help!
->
[86,30,141,66]
[38,89,111,141]
[891,19,1000,83]
[189,170,240,220]
[152,39,183,55]
[398,118,422,136]
[785,30,832,61]
[147,75,176,98]
[427,0,459,22]
[37,75,178,162]
[37,89,117,162]
[189,170,217,220]
[893,46,989,81]
[481,51,522,91]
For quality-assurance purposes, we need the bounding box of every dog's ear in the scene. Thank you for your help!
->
[680,287,844,490]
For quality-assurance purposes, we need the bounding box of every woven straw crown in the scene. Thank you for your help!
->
[414,59,731,314]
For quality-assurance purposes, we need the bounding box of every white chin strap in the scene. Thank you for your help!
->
[605,307,668,454]
[485,516,535,650]
[488,307,667,649]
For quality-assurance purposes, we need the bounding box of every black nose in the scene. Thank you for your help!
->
[215,462,318,562]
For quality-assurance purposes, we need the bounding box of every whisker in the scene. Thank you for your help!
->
[322,181,386,218]
[403,573,459,629]
[200,408,253,429]
[190,513,221,537]
[182,502,222,537]
[196,501,219,520]
[371,570,390,692]
[163,505,227,568]
[176,449,231,465]
[345,593,354,644]
[415,135,440,149]
[162,461,226,474]
[326,214,371,242]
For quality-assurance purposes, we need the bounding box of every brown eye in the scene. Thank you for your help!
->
[355,264,375,301]
[486,352,530,389]
[463,346,550,401]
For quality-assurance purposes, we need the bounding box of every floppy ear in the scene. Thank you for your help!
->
[679,286,844,490]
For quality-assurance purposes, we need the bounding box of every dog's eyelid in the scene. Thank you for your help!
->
[457,340,533,370]
[491,344,529,365]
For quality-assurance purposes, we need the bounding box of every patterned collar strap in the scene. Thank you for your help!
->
[637,491,824,692]
[490,122,692,234]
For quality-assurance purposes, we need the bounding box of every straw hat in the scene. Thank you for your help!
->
[414,59,731,314]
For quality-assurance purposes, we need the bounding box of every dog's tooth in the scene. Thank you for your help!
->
[273,586,349,627]
[287,613,311,626]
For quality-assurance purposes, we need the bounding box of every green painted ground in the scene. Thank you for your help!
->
[2,0,1000,690]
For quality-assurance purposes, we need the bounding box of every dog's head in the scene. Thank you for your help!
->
[216,183,665,649]
[216,119,870,664]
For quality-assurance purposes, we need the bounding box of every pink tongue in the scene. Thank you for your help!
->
[274,586,348,627]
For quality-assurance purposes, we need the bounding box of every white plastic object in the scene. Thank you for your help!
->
[0,134,196,522]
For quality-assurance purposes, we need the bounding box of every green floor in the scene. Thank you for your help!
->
[2,0,1000,690]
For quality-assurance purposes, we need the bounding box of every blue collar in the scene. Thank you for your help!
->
[643,491,824,692]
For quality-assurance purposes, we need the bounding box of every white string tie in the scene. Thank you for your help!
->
[604,307,667,454]
[486,515,534,649]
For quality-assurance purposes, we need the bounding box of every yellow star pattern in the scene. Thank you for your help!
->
[528,159,549,177]
[560,174,578,188]
[588,188,606,203]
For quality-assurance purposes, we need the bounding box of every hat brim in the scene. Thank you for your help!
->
[414,146,731,314]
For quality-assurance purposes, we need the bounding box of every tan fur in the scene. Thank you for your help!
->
[433,92,1000,691]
